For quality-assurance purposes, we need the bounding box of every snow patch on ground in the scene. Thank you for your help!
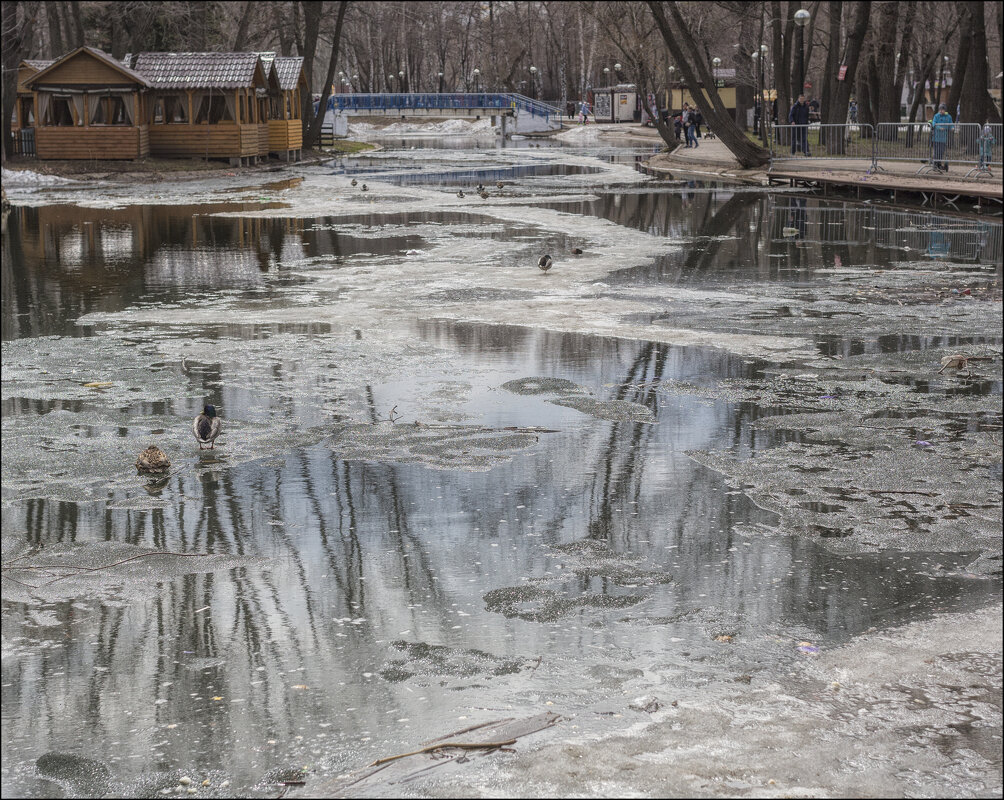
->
[349,117,496,138]
[2,168,78,188]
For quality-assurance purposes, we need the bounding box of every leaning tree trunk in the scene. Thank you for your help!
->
[304,0,349,149]
[647,1,770,168]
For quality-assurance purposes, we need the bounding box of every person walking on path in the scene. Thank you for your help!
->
[683,104,698,148]
[788,94,811,156]
[930,104,953,172]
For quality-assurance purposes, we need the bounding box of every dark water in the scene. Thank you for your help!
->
[1,158,1001,797]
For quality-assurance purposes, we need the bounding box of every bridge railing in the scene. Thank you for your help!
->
[326,92,563,122]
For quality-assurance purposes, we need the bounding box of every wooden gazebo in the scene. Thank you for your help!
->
[23,47,151,160]
[265,55,307,161]
[132,51,269,165]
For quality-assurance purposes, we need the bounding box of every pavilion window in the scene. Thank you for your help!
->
[19,97,35,126]
[90,94,130,125]
[45,95,75,127]
[153,95,187,124]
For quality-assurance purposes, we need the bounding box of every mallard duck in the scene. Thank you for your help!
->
[538,254,553,274]
[571,247,583,255]
[135,445,170,473]
[457,189,465,198]
[496,181,504,189]
[361,183,369,192]
[350,178,358,187]
[478,189,489,200]
[193,404,222,449]
[476,183,484,192]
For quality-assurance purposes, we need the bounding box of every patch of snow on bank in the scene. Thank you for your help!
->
[2,168,78,188]
[349,117,495,138]
[555,125,605,143]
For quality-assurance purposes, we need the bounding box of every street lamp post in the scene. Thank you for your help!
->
[473,68,480,94]
[794,8,810,100]
[399,70,405,93]
[603,66,610,88]
[751,51,760,136]
[438,71,444,94]
[668,65,675,111]
[613,62,622,84]
[529,65,538,100]
[760,44,769,138]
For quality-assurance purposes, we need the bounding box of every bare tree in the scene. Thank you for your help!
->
[648,1,770,167]
[304,0,349,148]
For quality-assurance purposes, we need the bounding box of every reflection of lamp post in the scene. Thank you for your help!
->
[529,65,538,99]
[473,68,480,93]
[794,8,810,99]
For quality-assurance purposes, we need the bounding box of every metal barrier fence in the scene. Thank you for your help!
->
[770,123,875,171]
[770,121,1001,179]
[872,122,1002,177]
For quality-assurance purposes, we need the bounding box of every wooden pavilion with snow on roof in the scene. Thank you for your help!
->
[23,47,151,160]
[133,51,270,166]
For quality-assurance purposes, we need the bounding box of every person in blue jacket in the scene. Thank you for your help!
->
[930,104,953,172]
[788,94,811,156]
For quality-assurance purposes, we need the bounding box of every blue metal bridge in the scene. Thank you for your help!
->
[324,92,564,124]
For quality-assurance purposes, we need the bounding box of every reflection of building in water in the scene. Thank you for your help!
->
[2,205,302,339]
[768,199,1002,265]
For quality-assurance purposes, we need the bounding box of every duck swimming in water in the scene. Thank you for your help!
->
[350,178,358,186]
[361,183,369,191]
[497,181,505,189]
[538,254,553,274]
[193,404,222,450]
[457,189,465,198]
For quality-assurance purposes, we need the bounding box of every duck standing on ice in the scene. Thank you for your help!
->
[193,404,222,449]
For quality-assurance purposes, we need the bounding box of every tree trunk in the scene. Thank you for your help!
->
[68,0,84,48]
[2,1,37,162]
[304,0,349,149]
[300,0,323,134]
[960,2,1000,124]
[820,0,841,125]
[46,1,65,57]
[825,1,870,127]
[872,1,899,124]
[647,1,770,168]
[945,11,970,120]
[232,1,255,51]
[890,1,916,120]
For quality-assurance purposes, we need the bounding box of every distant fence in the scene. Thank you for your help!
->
[770,121,1001,179]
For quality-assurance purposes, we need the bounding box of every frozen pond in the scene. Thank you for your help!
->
[2,137,1001,798]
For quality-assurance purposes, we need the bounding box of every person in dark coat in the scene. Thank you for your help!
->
[788,94,811,156]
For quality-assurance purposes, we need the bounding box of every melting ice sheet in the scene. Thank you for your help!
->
[1,142,1001,798]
